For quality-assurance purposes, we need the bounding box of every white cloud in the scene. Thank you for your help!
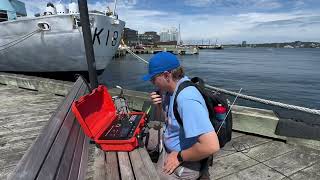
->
[184,0,283,9]
[184,0,213,7]
[21,0,320,43]
[132,9,320,43]
[23,1,48,16]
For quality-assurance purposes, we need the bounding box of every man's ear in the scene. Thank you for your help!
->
[163,71,171,81]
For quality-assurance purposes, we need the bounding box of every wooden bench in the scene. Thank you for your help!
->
[8,77,89,180]
[93,147,160,180]
[91,101,161,180]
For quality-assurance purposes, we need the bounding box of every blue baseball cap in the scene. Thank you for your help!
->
[142,52,180,81]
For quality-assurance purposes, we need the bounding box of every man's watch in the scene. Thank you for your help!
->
[177,151,184,163]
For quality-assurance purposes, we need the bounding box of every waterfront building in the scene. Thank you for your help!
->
[242,41,247,47]
[156,41,178,49]
[160,27,179,42]
[123,28,138,46]
[138,31,160,45]
[0,0,26,22]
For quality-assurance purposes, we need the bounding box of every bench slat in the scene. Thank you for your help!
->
[118,152,134,180]
[54,122,81,180]
[78,135,89,180]
[93,148,107,180]
[105,152,120,180]
[138,148,160,180]
[67,129,86,180]
[8,78,85,180]
[129,149,150,180]
[36,112,78,179]
[37,82,87,180]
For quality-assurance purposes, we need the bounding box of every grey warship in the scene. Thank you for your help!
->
[0,1,125,72]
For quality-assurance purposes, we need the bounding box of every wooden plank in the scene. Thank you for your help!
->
[7,78,85,180]
[0,72,73,96]
[77,135,89,180]
[138,148,160,180]
[231,131,246,139]
[209,152,259,179]
[118,152,134,180]
[245,141,296,162]
[264,147,320,176]
[54,122,81,180]
[214,134,272,159]
[84,144,96,180]
[67,128,86,180]
[289,162,320,180]
[36,110,78,179]
[93,148,107,180]
[105,152,120,180]
[220,163,285,180]
[129,149,150,180]
[0,164,16,180]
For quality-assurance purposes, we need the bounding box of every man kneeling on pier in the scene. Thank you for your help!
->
[142,52,220,179]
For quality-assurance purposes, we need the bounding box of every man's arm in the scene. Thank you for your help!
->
[163,131,219,174]
[181,131,220,161]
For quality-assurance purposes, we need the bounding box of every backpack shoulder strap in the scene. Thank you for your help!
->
[190,77,205,88]
[173,81,195,126]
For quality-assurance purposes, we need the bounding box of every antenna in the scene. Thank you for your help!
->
[113,0,118,16]
[217,88,242,134]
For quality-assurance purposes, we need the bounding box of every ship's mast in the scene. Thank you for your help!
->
[113,0,118,16]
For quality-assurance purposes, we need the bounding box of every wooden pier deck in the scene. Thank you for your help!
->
[0,80,65,179]
[1,73,319,180]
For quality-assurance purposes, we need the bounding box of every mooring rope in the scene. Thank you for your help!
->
[122,44,320,116]
[125,46,150,64]
[0,29,42,52]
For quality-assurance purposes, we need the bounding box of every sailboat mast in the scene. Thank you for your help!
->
[178,24,180,45]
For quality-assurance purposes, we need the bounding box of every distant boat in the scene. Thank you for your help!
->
[0,1,125,72]
[198,44,223,50]
[283,45,294,48]
[198,39,224,50]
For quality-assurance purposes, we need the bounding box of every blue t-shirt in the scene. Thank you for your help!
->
[163,76,214,152]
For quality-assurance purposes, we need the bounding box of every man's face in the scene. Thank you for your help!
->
[151,72,167,91]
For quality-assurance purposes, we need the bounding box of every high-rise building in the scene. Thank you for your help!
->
[160,27,179,42]
[242,41,247,47]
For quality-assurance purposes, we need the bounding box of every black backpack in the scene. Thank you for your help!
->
[173,77,232,148]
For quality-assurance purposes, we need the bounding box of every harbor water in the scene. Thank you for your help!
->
[100,48,320,110]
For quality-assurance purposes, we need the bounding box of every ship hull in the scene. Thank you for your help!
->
[0,14,125,72]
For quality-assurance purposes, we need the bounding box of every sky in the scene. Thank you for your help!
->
[21,0,320,44]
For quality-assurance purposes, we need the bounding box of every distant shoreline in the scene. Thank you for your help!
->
[222,41,320,48]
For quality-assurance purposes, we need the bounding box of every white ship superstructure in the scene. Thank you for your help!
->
[0,1,125,72]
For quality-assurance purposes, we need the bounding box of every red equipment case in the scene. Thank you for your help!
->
[71,85,146,151]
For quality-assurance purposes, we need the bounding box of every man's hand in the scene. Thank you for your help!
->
[163,151,181,175]
[150,91,162,105]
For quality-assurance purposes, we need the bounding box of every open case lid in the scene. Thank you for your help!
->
[72,85,116,139]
